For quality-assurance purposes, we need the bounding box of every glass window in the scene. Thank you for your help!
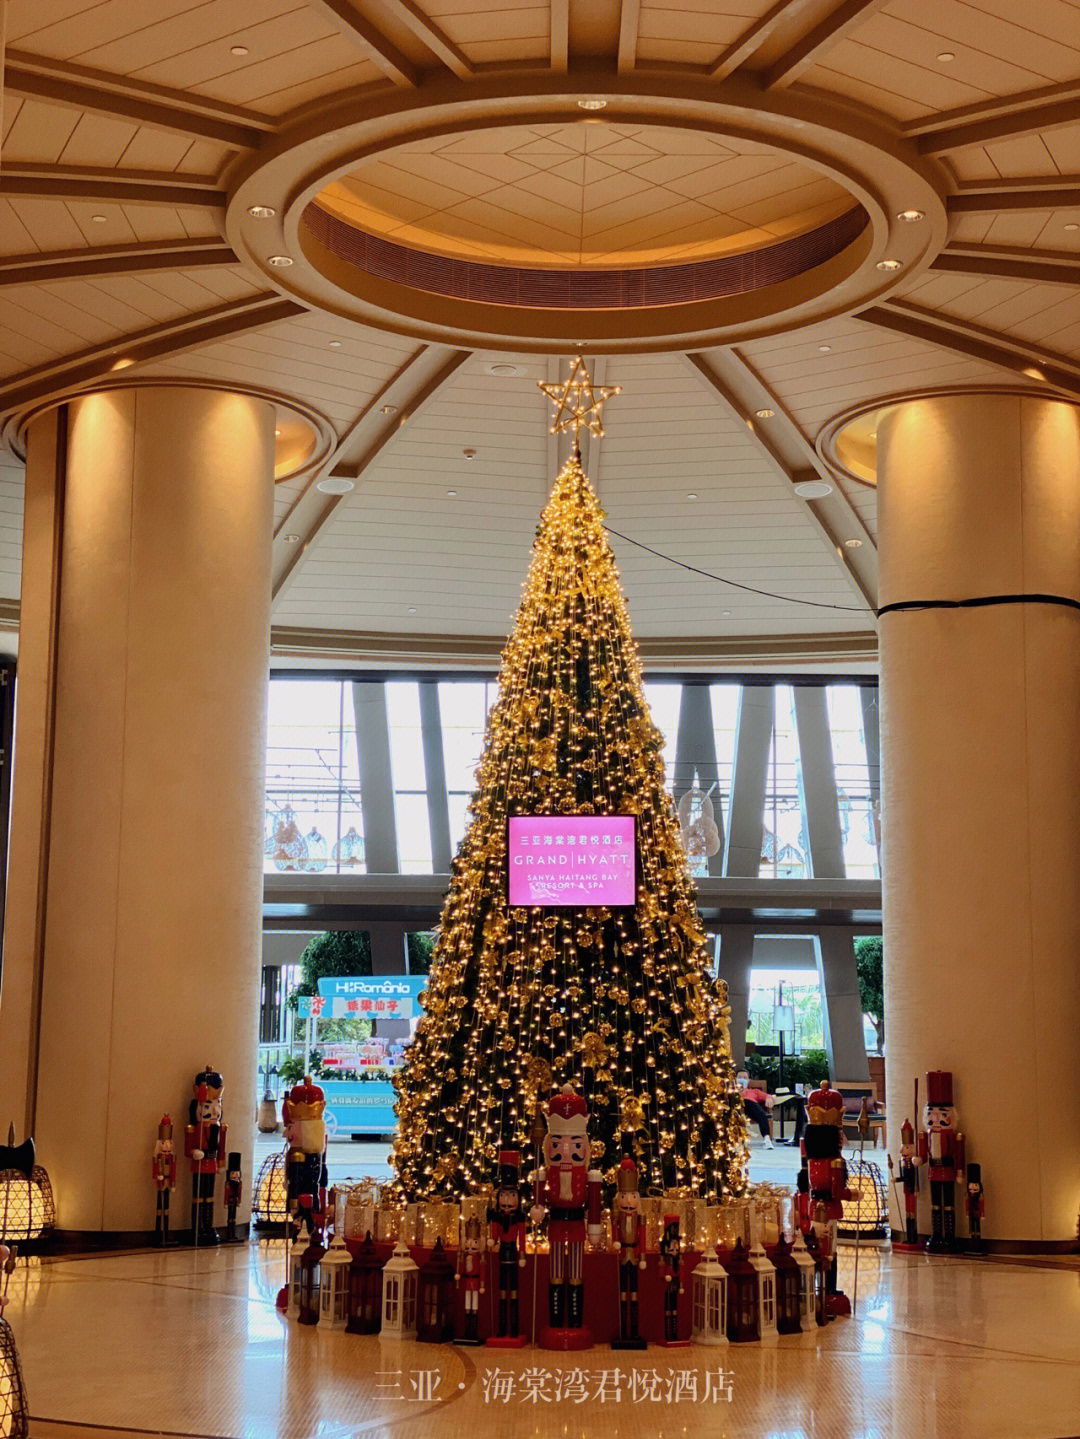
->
[827,685,879,879]
[760,685,809,879]
[709,683,740,834]
[265,679,365,875]
[747,968,824,1052]
[386,682,431,874]
[439,680,498,852]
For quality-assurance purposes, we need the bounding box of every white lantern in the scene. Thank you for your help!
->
[380,1241,419,1339]
[748,1210,778,1344]
[319,1234,352,1330]
[287,1234,310,1320]
[791,1229,817,1326]
[690,1246,728,1346]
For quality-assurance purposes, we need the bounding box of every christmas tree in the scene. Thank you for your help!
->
[391,360,747,1202]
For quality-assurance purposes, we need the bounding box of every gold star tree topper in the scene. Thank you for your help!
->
[539,356,621,452]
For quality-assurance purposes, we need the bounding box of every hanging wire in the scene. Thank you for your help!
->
[603,524,870,613]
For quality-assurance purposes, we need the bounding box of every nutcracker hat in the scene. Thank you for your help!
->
[463,1214,482,1241]
[227,1152,241,1169]
[806,1084,844,1126]
[158,1115,173,1140]
[285,1077,326,1119]
[925,1070,954,1107]
[194,1066,223,1099]
[545,1086,589,1139]
[663,1213,680,1230]
[498,1149,520,1186]
[967,1162,982,1185]
[900,1118,915,1144]
[616,1157,639,1194]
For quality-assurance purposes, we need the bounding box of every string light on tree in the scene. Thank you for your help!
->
[389,361,747,1204]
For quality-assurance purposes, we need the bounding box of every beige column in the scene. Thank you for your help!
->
[0,387,274,1236]
[879,392,1080,1246]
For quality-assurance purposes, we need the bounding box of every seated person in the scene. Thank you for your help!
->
[735,1070,774,1149]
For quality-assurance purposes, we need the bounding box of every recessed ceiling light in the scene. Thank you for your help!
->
[687,493,698,500]
[722,610,731,617]
[381,404,398,415]
[316,477,355,494]
[897,209,925,223]
[247,204,275,219]
[230,44,249,55]
[817,344,832,353]
[328,341,341,349]
[578,98,607,111]
[447,489,458,497]
[463,448,477,460]
[268,254,293,267]
[1022,366,1046,380]
[486,363,522,377]
[91,214,107,223]
[793,479,833,499]
[274,428,282,437]
[755,407,775,419]
[110,357,134,370]
[283,533,300,544]
[876,258,903,271]
[407,607,417,615]
[1065,223,1080,232]
[937,51,955,62]
[843,538,863,549]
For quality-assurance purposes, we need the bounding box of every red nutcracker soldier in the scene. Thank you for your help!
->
[184,1065,227,1245]
[223,1153,242,1243]
[487,1150,528,1347]
[917,1070,965,1252]
[282,1077,328,1239]
[151,1115,177,1247]
[966,1162,987,1255]
[797,1082,854,1317]
[456,1214,486,1344]
[898,1118,921,1247]
[658,1214,688,1346]
[610,1157,647,1350]
[530,1086,603,1350]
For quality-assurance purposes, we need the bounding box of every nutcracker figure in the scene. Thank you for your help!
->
[965,1162,987,1254]
[456,1214,485,1344]
[658,1214,686,1345]
[529,1086,603,1349]
[916,1070,965,1252]
[224,1153,242,1243]
[282,1076,328,1240]
[151,1115,177,1247]
[610,1157,647,1350]
[797,1082,854,1317]
[898,1117,920,1247]
[184,1065,227,1244]
[487,1150,527,1347]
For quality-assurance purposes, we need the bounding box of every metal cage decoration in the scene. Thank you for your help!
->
[0,1168,55,1246]
[252,1153,289,1231]
[0,1317,28,1439]
[838,1159,890,1241]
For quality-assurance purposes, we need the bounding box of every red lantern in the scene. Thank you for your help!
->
[417,1238,457,1343]
[771,1235,802,1335]
[346,1233,383,1334]
[723,1239,759,1343]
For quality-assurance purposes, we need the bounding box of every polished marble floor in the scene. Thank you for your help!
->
[9,1234,1080,1439]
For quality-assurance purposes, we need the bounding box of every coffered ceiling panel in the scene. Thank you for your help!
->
[4,0,1080,665]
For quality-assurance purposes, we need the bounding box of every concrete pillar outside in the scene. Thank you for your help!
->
[813,929,870,1083]
[879,392,1080,1246]
[0,387,275,1237]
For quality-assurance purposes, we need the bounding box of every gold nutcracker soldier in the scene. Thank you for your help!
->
[184,1066,227,1245]
[610,1157,647,1350]
[151,1115,177,1247]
